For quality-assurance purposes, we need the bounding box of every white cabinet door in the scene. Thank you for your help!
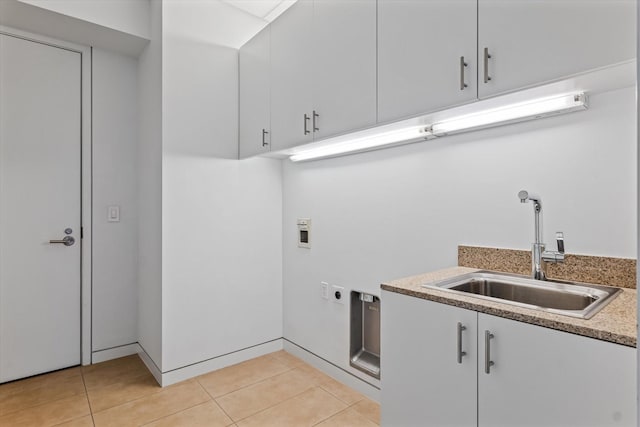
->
[270,0,314,151]
[478,0,636,98]
[478,313,636,427]
[240,26,270,158]
[378,0,477,123]
[312,0,376,140]
[381,291,477,427]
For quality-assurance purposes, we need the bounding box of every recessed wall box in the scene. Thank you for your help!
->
[350,291,381,379]
[297,218,311,248]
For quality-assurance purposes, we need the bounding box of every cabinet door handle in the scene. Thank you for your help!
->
[457,322,467,363]
[303,113,311,135]
[313,110,319,132]
[484,330,495,374]
[262,129,269,147]
[483,47,492,84]
[459,56,468,91]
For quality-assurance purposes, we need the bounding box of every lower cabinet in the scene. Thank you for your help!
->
[381,290,636,427]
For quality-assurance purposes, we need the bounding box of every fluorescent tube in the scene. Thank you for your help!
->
[287,92,587,162]
[289,125,430,162]
[431,93,587,136]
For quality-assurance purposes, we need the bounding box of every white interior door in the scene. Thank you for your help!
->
[0,34,81,383]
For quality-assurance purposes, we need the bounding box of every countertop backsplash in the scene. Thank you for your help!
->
[458,245,636,289]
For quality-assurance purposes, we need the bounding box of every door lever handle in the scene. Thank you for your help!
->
[50,236,75,246]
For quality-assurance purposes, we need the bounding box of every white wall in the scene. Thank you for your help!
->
[92,48,139,353]
[163,36,238,159]
[18,0,150,39]
[162,155,283,371]
[137,0,163,370]
[283,86,637,383]
[160,0,283,373]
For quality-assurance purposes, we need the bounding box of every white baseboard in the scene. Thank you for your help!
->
[91,343,142,364]
[160,339,284,387]
[283,340,380,403]
[137,346,163,386]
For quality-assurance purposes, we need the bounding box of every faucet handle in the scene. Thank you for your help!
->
[542,232,566,264]
[556,232,565,254]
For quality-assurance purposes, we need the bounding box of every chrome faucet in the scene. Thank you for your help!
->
[518,190,565,280]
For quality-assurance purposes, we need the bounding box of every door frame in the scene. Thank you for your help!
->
[0,25,93,366]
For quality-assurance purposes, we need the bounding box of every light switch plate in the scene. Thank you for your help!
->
[108,205,120,222]
[321,282,329,300]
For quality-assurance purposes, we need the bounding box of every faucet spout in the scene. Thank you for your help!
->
[517,190,565,280]
[518,190,543,244]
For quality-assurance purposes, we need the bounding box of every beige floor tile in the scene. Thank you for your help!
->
[87,371,161,413]
[294,363,333,385]
[0,373,86,416]
[197,355,290,398]
[315,408,379,427]
[0,366,82,397]
[319,377,364,405]
[237,387,347,427]
[82,355,149,390]
[92,380,210,427]
[144,401,233,427]
[81,354,138,373]
[0,394,90,427]
[216,368,316,421]
[55,415,95,426]
[268,350,305,368]
[350,398,380,425]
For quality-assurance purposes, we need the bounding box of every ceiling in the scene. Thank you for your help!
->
[222,0,296,22]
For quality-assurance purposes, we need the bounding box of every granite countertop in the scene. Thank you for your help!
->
[381,266,637,347]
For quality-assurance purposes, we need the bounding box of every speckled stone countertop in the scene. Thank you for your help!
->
[381,267,637,348]
[459,246,637,288]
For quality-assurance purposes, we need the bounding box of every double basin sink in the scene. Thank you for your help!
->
[422,271,621,319]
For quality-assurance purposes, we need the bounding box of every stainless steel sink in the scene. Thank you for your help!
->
[422,271,621,319]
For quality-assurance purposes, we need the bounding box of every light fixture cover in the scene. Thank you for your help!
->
[289,125,430,162]
[431,93,587,136]
[287,92,587,162]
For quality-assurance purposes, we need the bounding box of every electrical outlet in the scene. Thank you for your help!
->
[321,282,329,300]
[331,284,345,304]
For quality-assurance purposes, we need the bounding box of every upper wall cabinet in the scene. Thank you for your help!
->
[378,0,478,124]
[241,0,636,158]
[270,0,314,151]
[478,0,636,98]
[311,0,377,140]
[239,26,271,159]
[270,0,377,151]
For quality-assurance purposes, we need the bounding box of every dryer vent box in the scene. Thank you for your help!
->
[297,218,311,248]
[350,291,381,379]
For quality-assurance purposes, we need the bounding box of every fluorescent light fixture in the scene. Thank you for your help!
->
[289,125,430,162]
[431,93,587,136]
[287,92,587,162]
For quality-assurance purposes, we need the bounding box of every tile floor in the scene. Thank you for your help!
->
[0,350,380,426]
